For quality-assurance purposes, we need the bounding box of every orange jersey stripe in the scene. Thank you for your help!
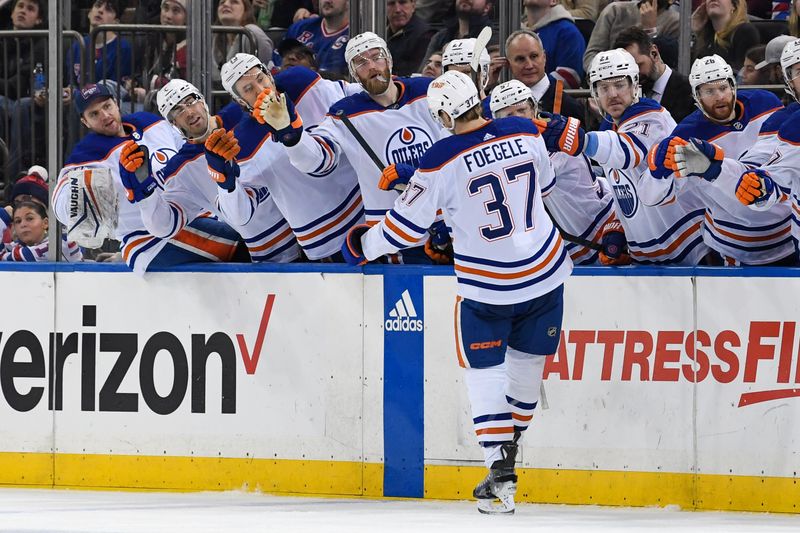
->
[172,228,237,261]
[512,412,533,422]
[629,221,702,258]
[249,227,293,252]
[122,235,155,262]
[383,216,418,244]
[295,194,363,242]
[454,235,563,280]
[454,296,466,369]
[476,426,514,435]
[704,213,791,243]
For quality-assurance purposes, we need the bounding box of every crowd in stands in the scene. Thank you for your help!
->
[1,0,800,267]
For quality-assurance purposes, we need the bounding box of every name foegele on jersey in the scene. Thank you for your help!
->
[463,138,530,172]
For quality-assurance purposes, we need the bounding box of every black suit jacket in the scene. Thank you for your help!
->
[537,76,586,123]
[658,70,695,124]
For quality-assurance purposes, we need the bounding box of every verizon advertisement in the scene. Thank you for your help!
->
[0,271,365,461]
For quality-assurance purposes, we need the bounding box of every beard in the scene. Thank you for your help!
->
[640,75,656,96]
[360,67,392,96]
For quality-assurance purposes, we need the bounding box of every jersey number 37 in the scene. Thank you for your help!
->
[468,161,536,240]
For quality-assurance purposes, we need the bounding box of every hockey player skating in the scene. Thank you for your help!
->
[645,55,792,265]
[490,79,618,264]
[735,38,800,256]
[260,31,449,262]
[219,53,364,261]
[53,84,242,274]
[342,70,572,514]
[121,79,299,263]
[540,49,709,265]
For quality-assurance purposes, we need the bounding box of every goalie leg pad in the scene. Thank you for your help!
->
[65,167,119,248]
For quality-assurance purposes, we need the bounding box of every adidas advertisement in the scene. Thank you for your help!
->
[385,289,424,332]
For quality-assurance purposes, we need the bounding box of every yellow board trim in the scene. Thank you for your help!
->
[0,453,798,513]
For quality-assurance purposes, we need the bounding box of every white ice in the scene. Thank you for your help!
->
[0,488,799,533]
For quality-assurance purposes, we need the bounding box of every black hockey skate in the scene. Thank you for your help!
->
[473,439,518,515]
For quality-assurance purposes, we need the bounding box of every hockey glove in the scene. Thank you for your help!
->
[204,128,241,192]
[378,163,415,193]
[598,220,631,266]
[538,112,585,156]
[674,137,724,181]
[342,223,371,266]
[647,136,684,179]
[424,220,454,265]
[735,169,777,207]
[119,140,157,202]
[253,87,303,146]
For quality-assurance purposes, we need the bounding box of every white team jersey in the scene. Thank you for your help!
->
[645,90,791,264]
[541,152,615,265]
[139,143,299,263]
[363,117,572,305]
[220,67,365,260]
[285,76,448,225]
[53,112,184,274]
[756,107,800,245]
[591,98,709,265]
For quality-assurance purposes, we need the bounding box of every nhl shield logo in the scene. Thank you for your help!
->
[733,121,743,130]
[385,126,433,167]
[547,326,558,337]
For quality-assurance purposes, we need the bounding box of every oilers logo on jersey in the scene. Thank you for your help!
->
[152,148,179,181]
[385,126,433,167]
[610,169,639,218]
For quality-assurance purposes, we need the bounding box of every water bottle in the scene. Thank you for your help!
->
[33,62,46,98]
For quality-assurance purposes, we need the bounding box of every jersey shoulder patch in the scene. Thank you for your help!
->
[276,65,322,103]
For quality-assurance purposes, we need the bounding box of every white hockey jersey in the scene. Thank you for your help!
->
[140,141,299,263]
[53,112,186,274]
[363,117,572,305]
[591,98,708,265]
[644,90,791,265]
[754,106,800,245]
[541,152,615,264]
[285,76,449,225]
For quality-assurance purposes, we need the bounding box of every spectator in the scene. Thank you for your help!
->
[386,0,435,76]
[792,0,799,36]
[754,35,796,84]
[282,0,349,76]
[127,0,189,113]
[421,0,494,72]
[0,167,82,261]
[559,0,600,21]
[1,201,50,261]
[741,44,769,85]
[614,26,694,122]
[420,49,443,77]
[415,0,453,21]
[0,0,53,178]
[276,37,317,70]
[213,0,274,79]
[584,0,679,75]
[268,1,314,29]
[523,0,585,88]
[691,0,759,71]
[504,29,585,121]
[68,1,133,86]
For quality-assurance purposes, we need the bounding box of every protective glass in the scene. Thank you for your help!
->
[594,77,632,98]
[697,80,733,100]
[352,50,389,72]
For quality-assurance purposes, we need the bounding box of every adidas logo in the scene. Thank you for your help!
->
[483,133,495,141]
[385,289,424,332]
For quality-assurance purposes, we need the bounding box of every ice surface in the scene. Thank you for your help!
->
[0,488,798,533]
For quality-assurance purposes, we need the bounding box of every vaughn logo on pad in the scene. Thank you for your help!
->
[385,290,423,332]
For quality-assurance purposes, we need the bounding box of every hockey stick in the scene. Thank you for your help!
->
[470,26,492,90]
[543,204,603,252]
[334,108,404,189]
